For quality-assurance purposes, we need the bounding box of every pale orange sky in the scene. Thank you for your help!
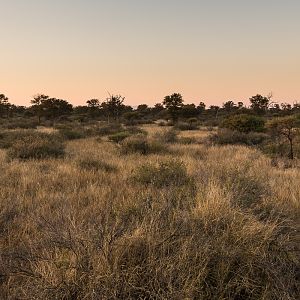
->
[1,0,299,107]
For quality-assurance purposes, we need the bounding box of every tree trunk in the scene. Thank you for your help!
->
[288,138,294,160]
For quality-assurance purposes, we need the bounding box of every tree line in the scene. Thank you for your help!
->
[0,92,300,123]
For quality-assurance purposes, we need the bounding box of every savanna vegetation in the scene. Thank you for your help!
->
[0,92,299,299]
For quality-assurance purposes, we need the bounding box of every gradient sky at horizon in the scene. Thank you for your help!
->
[1,0,299,106]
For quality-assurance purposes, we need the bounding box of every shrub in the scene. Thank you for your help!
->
[108,131,131,143]
[8,133,65,160]
[2,118,39,129]
[221,114,265,133]
[157,120,168,126]
[187,117,198,124]
[77,157,117,172]
[132,159,192,188]
[97,123,124,136]
[261,138,300,159]
[120,135,168,155]
[175,121,198,131]
[59,128,86,140]
[124,126,147,136]
[209,129,269,146]
[179,136,197,144]
[154,128,178,144]
[267,115,300,159]
[0,129,40,149]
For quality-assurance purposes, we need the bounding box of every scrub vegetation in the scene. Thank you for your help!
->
[0,92,299,299]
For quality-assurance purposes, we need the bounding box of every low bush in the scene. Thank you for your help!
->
[261,138,300,159]
[157,120,168,126]
[59,128,86,140]
[154,128,178,144]
[0,129,39,148]
[120,135,168,155]
[124,126,147,136]
[179,136,197,144]
[209,129,269,146]
[77,157,117,172]
[2,118,39,129]
[175,121,198,131]
[8,133,65,160]
[97,123,124,136]
[132,159,193,188]
[108,131,131,143]
[108,126,147,144]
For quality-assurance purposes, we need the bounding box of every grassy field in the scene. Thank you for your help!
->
[0,125,299,299]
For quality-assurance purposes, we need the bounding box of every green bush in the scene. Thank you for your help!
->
[8,133,65,160]
[221,114,265,133]
[59,128,86,140]
[77,158,117,172]
[108,131,131,143]
[261,138,300,159]
[175,121,198,131]
[209,129,269,146]
[132,159,193,188]
[0,130,40,149]
[2,118,39,129]
[124,126,147,136]
[97,123,124,136]
[120,135,168,155]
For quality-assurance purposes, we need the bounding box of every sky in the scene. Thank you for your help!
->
[1,0,299,107]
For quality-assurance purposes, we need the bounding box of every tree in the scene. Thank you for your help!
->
[292,102,300,113]
[86,99,100,108]
[223,101,236,113]
[237,102,244,109]
[86,99,100,117]
[180,104,198,118]
[0,94,11,118]
[163,93,184,122]
[136,104,149,117]
[30,94,49,123]
[222,114,265,133]
[101,94,125,122]
[269,103,281,114]
[123,111,142,125]
[197,102,206,114]
[208,105,220,118]
[40,98,73,120]
[151,103,164,117]
[249,94,270,114]
[280,103,292,115]
[267,116,300,159]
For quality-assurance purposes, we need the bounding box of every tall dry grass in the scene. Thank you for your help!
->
[0,126,299,299]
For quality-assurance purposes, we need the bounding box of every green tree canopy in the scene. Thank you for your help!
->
[222,114,265,133]
[163,93,184,121]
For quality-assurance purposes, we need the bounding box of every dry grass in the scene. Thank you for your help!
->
[0,126,299,299]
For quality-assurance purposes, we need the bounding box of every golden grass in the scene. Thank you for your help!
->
[0,126,299,299]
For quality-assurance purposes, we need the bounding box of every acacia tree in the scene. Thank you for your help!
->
[223,101,236,113]
[0,94,11,118]
[86,99,100,117]
[30,94,49,123]
[42,98,73,120]
[250,94,270,114]
[101,94,125,122]
[267,116,300,159]
[163,93,184,122]
[31,96,72,121]
[208,105,220,118]
[197,102,206,114]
